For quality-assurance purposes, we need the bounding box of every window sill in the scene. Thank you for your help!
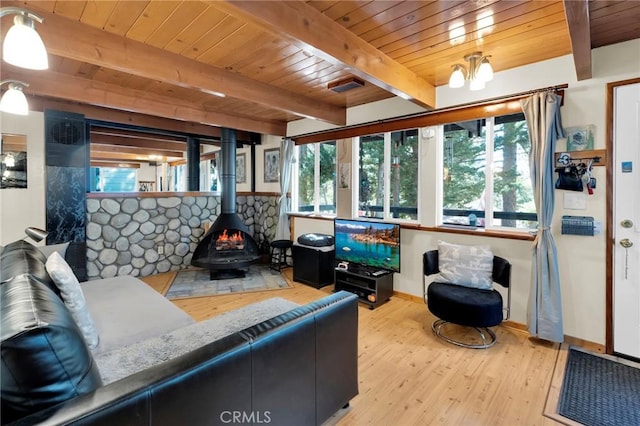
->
[288,216,536,241]
[288,212,336,220]
[426,225,535,241]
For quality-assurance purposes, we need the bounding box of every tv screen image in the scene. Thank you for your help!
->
[334,219,401,272]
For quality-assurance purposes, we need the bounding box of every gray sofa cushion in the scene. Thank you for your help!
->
[95,297,299,384]
[81,276,195,356]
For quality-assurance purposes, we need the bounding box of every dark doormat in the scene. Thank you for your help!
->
[558,347,640,426]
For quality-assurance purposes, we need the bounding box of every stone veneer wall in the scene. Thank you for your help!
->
[86,194,280,279]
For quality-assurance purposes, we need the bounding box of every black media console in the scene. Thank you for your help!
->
[334,268,393,309]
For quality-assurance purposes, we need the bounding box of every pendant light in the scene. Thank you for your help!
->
[0,80,29,116]
[1,7,48,70]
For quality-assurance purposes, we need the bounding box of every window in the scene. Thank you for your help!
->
[390,129,419,220]
[356,129,419,221]
[358,133,384,219]
[169,164,186,191]
[441,112,536,230]
[200,155,220,192]
[294,141,336,214]
[90,167,137,192]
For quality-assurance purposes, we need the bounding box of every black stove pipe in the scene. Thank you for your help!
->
[220,128,236,214]
[186,136,200,191]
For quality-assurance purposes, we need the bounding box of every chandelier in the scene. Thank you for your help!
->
[448,52,494,91]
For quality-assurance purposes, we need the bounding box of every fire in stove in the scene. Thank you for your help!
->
[215,229,245,251]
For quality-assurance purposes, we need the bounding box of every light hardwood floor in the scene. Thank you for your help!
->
[141,269,564,426]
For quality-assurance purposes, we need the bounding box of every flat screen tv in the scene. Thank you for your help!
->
[334,218,401,273]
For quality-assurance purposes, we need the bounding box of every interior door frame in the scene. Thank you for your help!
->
[605,77,640,355]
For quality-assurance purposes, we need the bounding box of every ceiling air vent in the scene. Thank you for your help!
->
[328,77,365,93]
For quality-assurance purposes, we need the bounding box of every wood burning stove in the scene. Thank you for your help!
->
[191,128,260,278]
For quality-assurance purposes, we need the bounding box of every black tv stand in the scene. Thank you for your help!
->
[334,268,393,309]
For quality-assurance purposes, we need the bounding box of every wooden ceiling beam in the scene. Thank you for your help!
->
[90,126,188,143]
[215,1,435,109]
[91,126,227,147]
[90,151,179,162]
[90,143,185,159]
[2,134,26,150]
[563,0,593,80]
[89,133,189,152]
[90,161,141,169]
[3,67,285,136]
[6,2,345,125]
[28,97,223,138]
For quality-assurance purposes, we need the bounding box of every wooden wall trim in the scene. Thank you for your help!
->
[292,85,567,145]
[87,191,282,199]
[289,215,535,242]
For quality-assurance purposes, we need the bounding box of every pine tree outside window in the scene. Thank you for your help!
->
[293,141,336,214]
[356,129,419,221]
[441,112,537,230]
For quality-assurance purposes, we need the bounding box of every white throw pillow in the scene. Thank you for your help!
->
[46,252,100,349]
[38,242,70,259]
[436,240,494,290]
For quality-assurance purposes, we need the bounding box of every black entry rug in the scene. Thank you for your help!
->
[165,265,292,300]
[558,347,640,426]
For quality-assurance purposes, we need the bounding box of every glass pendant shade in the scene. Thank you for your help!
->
[469,78,485,91]
[0,83,29,115]
[448,66,466,88]
[477,59,494,82]
[3,15,48,70]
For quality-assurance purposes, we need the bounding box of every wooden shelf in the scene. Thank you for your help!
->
[334,268,393,310]
[555,149,606,167]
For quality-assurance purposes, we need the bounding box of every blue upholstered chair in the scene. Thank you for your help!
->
[423,250,511,349]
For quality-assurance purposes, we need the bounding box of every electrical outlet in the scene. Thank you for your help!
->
[157,245,164,255]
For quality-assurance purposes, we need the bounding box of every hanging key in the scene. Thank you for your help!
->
[620,238,633,279]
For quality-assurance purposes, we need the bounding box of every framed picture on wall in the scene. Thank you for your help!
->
[236,153,246,183]
[1,134,28,189]
[565,125,595,151]
[264,148,280,183]
[0,151,27,189]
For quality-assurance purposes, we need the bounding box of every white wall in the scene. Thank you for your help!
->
[290,39,640,345]
[137,163,157,183]
[292,217,334,240]
[0,111,45,246]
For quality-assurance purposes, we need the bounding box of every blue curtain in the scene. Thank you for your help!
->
[275,138,294,241]
[521,92,565,343]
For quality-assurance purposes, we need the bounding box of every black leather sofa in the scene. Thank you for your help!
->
[1,241,359,426]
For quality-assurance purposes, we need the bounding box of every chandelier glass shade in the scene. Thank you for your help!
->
[448,52,493,90]
[1,8,48,70]
[0,80,29,115]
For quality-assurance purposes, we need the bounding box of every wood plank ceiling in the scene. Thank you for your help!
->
[1,0,639,167]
